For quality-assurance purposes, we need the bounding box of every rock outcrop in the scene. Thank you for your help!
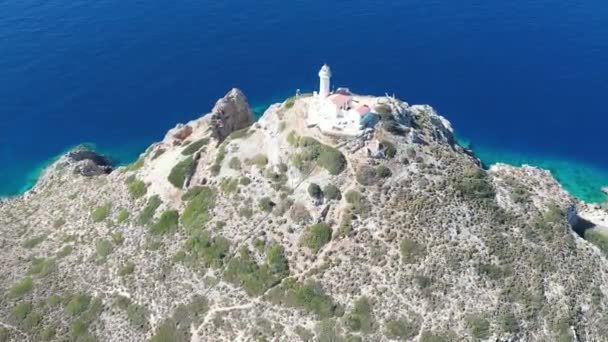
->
[208,88,254,143]
[66,146,113,176]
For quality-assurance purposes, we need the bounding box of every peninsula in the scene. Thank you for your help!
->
[1,65,608,341]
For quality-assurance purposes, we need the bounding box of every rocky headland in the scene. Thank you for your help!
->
[1,89,608,341]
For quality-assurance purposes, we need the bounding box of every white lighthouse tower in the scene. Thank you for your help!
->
[318,64,331,98]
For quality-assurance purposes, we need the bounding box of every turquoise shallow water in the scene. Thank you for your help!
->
[459,138,608,203]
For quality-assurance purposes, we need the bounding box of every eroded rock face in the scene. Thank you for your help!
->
[66,147,113,177]
[209,88,254,142]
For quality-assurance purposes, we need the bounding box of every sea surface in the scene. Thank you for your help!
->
[1,0,607,202]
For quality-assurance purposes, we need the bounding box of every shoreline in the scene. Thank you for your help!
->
[2,100,607,204]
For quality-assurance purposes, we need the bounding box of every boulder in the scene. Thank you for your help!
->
[67,147,113,177]
[209,88,254,142]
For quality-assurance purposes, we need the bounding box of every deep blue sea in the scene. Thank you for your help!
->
[1,0,607,202]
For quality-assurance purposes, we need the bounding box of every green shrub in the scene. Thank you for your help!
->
[8,277,33,298]
[240,176,252,186]
[120,261,135,276]
[182,187,215,232]
[345,190,371,218]
[111,231,124,245]
[382,140,397,159]
[302,223,332,253]
[57,245,73,258]
[91,203,111,222]
[38,326,56,341]
[210,145,227,176]
[126,303,149,330]
[220,177,239,194]
[70,319,88,337]
[11,302,32,320]
[22,235,46,249]
[65,294,91,316]
[282,281,336,318]
[127,178,147,199]
[286,131,300,146]
[376,165,392,178]
[284,96,296,109]
[584,229,608,256]
[345,297,374,333]
[466,315,490,339]
[184,231,230,268]
[316,145,346,175]
[224,246,288,296]
[258,197,274,213]
[323,184,342,200]
[28,258,55,277]
[117,208,129,223]
[229,156,241,170]
[182,186,204,201]
[150,210,179,235]
[454,167,495,200]
[250,154,269,168]
[239,206,254,219]
[499,312,519,333]
[400,239,426,264]
[96,239,113,258]
[385,318,419,340]
[181,138,209,156]
[138,195,162,225]
[308,183,323,198]
[168,156,196,188]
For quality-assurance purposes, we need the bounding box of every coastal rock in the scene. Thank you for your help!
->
[602,186,608,195]
[66,147,113,177]
[208,88,254,142]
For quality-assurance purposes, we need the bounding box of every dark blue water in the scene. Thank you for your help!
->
[1,1,607,201]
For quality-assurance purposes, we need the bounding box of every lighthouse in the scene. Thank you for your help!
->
[318,64,331,98]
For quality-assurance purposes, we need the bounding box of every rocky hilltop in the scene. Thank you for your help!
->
[1,89,608,342]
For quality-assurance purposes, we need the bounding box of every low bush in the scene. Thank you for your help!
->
[240,176,251,186]
[228,156,241,170]
[138,195,162,225]
[258,197,275,213]
[182,187,216,232]
[345,297,374,333]
[282,280,337,318]
[585,229,608,256]
[454,166,495,200]
[91,203,111,222]
[308,183,323,199]
[376,165,392,178]
[65,294,91,316]
[181,138,209,156]
[28,258,55,277]
[284,96,296,109]
[250,154,269,169]
[150,210,179,235]
[127,178,147,199]
[120,261,135,276]
[224,245,289,296]
[385,318,419,340]
[345,190,371,218]
[466,315,491,339]
[286,131,300,146]
[316,145,346,175]
[117,209,129,223]
[323,184,342,201]
[381,140,397,159]
[22,235,46,249]
[96,239,113,258]
[8,277,33,298]
[220,177,239,194]
[239,206,254,219]
[184,231,231,268]
[400,239,426,264]
[11,302,32,320]
[168,157,196,189]
[302,223,332,253]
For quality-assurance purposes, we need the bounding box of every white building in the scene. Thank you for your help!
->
[308,64,372,136]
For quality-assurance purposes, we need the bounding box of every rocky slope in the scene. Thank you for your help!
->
[1,89,608,342]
